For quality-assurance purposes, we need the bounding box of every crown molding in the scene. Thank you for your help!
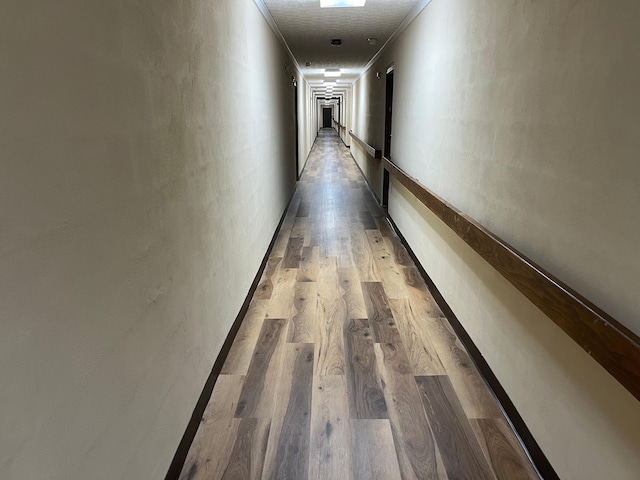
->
[253,0,304,77]
[353,0,433,85]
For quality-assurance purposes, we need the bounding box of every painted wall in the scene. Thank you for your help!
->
[0,0,304,478]
[351,1,640,478]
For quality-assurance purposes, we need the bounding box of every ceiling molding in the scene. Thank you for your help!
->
[353,0,432,84]
[253,0,304,76]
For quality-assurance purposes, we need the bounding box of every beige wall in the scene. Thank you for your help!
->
[351,1,640,479]
[0,0,306,478]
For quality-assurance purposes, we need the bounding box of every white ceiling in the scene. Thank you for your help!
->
[261,0,425,91]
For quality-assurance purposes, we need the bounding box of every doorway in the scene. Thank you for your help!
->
[294,83,300,180]
[382,68,394,208]
[322,107,332,128]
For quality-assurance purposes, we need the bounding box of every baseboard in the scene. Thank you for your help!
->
[164,188,296,480]
[385,214,559,480]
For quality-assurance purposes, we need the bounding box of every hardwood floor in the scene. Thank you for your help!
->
[179,129,539,480]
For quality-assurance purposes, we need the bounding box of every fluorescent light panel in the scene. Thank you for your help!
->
[324,69,341,77]
[321,0,366,7]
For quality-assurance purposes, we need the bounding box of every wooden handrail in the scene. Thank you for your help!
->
[383,156,640,401]
[349,130,381,159]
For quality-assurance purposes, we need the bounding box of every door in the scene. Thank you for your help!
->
[322,107,332,128]
[294,84,300,180]
[382,69,394,208]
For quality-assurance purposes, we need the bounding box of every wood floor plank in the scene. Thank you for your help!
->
[344,318,388,419]
[470,418,539,480]
[367,230,407,298]
[297,245,319,282]
[338,268,368,319]
[288,282,317,343]
[179,375,244,480]
[415,376,495,480]
[388,298,446,376]
[374,343,446,480]
[290,216,310,243]
[361,281,402,344]
[297,201,311,217]
[337,222,355,269]
[234,319,286,418]
[316,257,346,375]
[283,236,304,269]
[315,297,347,375]
[309,376,352,479]
[351,420,402,480]
[386,236,412,267]
[349,222,380,282]
[375,216,396,238]
[402,267,444,318]
[427,318,503,419]
[255,257,282,300]
[265,265,297,319]
[359,211,377,230]
[220,418,271,480]
[263,343,314,480]
[221,299,268,375]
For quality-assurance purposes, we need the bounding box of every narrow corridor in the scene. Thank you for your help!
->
[179,130,539,479]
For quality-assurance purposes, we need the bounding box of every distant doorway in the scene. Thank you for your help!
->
[322,107,332,128]
[382,68,394,208]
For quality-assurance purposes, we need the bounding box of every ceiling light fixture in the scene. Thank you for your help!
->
[324,69,341,78]
[320,0,366,7]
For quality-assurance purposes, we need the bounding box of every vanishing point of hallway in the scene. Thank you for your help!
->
[179,129,539,479]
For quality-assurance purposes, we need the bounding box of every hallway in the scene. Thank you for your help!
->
[179,130,538,479]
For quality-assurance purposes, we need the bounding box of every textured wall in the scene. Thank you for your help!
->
[0,0,305,478]
[351,0,640,478]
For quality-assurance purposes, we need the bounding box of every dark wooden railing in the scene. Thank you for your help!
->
[349,130,381,159]
[382,156,640,401]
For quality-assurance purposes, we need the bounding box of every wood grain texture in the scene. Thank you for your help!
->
[283,236,304,269]
[288,282,317,343]
[265,265,297,319]
[349,222,380,282]
[234,319,286,418]
[375,343,445,480]
[362,282,402,344]
[220,418,270,480]
[297,245,319,282]
[255,257,282,300]
[389,298,446,376]
[338,268,368,319]
[179,375,244,480]
[221,299,268,375]
[351,420,403,480]
[384,156,640,401]
[471,418,539,480]
[309,376,351,479]
[367,230,406,298]
[344,318,388,419]
[264,343,314,480]
[416,375,494,480]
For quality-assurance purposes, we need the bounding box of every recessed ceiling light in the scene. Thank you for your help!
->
[324,69,341,78]
[321,0,366,7]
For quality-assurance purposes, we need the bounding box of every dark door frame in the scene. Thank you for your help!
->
[382,66,394,208]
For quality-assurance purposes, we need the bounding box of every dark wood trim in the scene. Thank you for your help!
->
[349,130,382,159]
[383,156,640,402]
[385,215,559,480]
[164,188,297,480]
